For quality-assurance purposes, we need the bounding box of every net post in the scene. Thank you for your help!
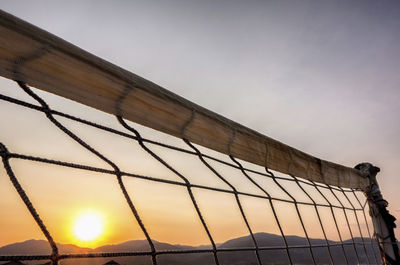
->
[355,163,400,264]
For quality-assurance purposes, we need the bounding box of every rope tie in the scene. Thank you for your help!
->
[180,109,196,139]
[13,45,50,81]
[115,86,134,117]
[227,128,236,156]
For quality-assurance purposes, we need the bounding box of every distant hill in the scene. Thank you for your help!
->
[215,233,378,265]
[0,240,91,256]
[0,233,380,265]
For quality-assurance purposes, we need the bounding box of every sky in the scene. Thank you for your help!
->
[0,0,400,250]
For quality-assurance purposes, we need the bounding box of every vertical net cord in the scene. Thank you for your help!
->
[0,143,59,265]
[340,187,372,265]
[180,131,262,265]
[352,190,380,264]
[229,148,304,264]
[265,167,318,265]
[311,181,351,265]
[117,115,221,265]
[228,152,297,265]
[113,86,158,265]
[177,111,222,265]
[327,185,362,264]
[261,142,295,265]
[290,175,335,265]
[16,82,158,265]
[225,130,264,265]
[264,190,295,265]
[183,134,300,264]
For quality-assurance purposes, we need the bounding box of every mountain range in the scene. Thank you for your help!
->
[0,233,380,265]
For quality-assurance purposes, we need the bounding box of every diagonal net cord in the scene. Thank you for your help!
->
[179,111,263,265]
[16,82,158,265]
[0,143,59,264]
[227,153,295,265]
[340,187,372,265]
[290,176,335,265]
[311,181,352,265]
[182,140,263,265]
[265,167,318,265]
[327,185,362,264]
[352,190,380,264]
[117,115,221,265]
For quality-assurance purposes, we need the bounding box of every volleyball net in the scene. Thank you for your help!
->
[0,9,398,265]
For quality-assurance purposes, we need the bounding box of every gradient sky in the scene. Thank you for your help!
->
[0,0,400,249]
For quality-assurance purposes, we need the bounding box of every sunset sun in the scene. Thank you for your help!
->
[72,211,104,242]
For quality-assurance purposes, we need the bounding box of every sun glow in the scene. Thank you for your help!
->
[72,210,104,243]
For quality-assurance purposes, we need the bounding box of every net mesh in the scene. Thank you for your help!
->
[0,80,381,265]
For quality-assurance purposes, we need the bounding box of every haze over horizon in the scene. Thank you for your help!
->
[0,232,379,265]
